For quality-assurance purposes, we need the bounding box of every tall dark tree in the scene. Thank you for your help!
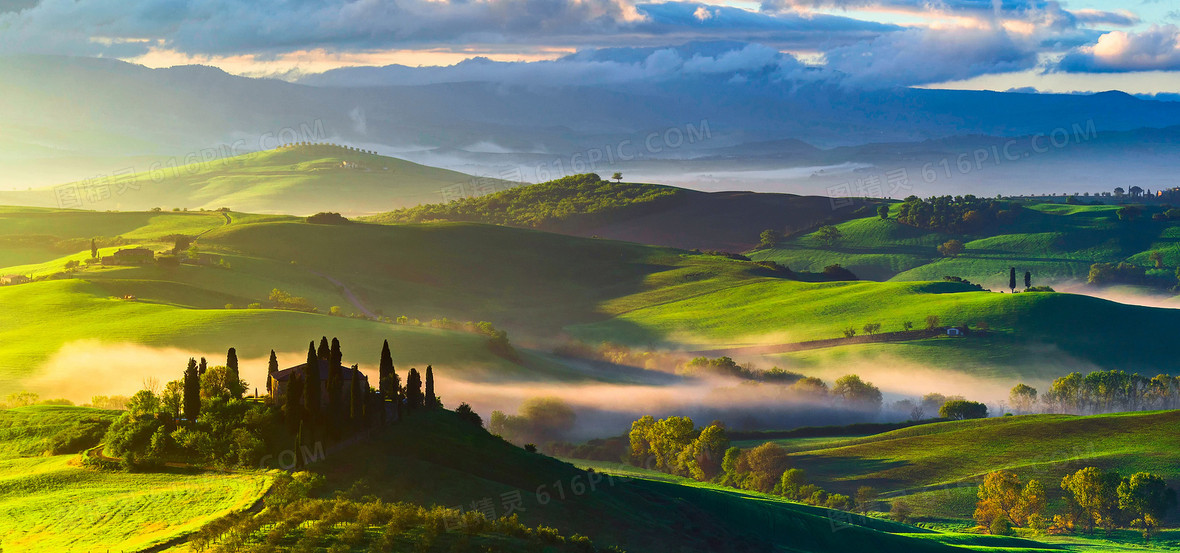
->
[226,347,242,399]
[183,358,200,422]
[1024,271,1032,289]
[379,340,394,398]
[405,368,424,410]
[317,336,330,360]
[90,238,98,259]
[285,372,303,432]
[425,365,437,408]
[349,366,362,422]
[303,341,321,423]
[328,337,342,431]
[1009,267,1017,293]
[266,350,279,395]
[198,357,208,377]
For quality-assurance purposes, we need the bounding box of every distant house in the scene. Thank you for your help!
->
[946,327,963,337]
[270,359,369,407]
[102,247,155,266]
[0,274,30,285]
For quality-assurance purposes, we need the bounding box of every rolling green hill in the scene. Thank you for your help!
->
[0,144,502,215]
[366,172,877,251]
[742,410,1180,521]
[752,202,1180,289]
[0,405,271,553]
[5,206,1180,398]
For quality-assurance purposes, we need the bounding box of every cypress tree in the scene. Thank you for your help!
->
[226,347,242,399]
[1024,271,1032,289]
[90,238,98,259]
[405,368,423,410]
[266,350,279,395]
[425,365,436,408]
[198,357,207,377]
[349,366,362,423]
[317,336,330,360]
[303,342,320,424]
[327,338,343,433]
[183,358,200,422]
[379,340,393,399]
[1009,267,1017,293]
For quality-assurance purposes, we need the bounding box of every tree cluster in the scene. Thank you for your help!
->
[629,415,729,481]
[895,195,1019,233]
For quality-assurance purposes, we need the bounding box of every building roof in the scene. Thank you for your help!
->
[272,359,368,382]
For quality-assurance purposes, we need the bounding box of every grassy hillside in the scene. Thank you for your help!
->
[745,411,1180,520]
[5,207,1180,396]
[313,409,977,553]
[0,144,502,215]
[752,202,1180,288]
[0,405,270,553]
[366,173,877,251]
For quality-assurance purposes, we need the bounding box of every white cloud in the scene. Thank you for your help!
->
[1057,24,1180,73]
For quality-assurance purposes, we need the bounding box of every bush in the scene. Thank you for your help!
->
[990,514,1015,536]
[890,500,912,523]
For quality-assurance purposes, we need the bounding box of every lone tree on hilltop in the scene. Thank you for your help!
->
[611,172,623,183]
[815,225,843,247]
[758,229,780,249]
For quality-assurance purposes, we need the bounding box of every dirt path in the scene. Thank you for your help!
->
[308,270,378,319]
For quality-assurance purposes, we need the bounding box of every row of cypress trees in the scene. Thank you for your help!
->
[181,348,244,421]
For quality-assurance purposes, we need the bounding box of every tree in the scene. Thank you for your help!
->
[1149,251,1164,269]
[455,403,483,426]
[405,368,424,410]
[856,486,879,514]
[975,471,1022,531]
[890,500,912,523]
[303,342,320,423]
[266,350,279,395]
[758,229,781,249]
[226,347,243,399]
[1009,384,1038,414]
[815,225,843,247]
[1114,187,1125,197]
[160,380,183,418]
[611,172,623,183]
[1014,479,1047,527]
[877,205,890,219]
[90,238,98,259]
[831,374,883,411]
[349,366,362,423]
[378,340,401,421]
[842,327,857,338]
[1118,472,1177,540]
[862,322,881,335]
[327,338,343,432]
[317,336,330,360]
[1117,205,1142,221]
[1024,270,1031,289]
[940,399,988,420]
[183,358,200,422]
[1062,467,1122,535]
[925,314,941,329]
[1129,185,1144,198]
[937,239,965,258]
[902,321,914,331]
[198,357,207,377]
[1009,267,1017,293]
[425,365,437,408]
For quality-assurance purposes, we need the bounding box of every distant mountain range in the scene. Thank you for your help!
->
[4,51,1180,196]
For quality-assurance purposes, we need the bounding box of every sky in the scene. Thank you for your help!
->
[1,0,1179,93]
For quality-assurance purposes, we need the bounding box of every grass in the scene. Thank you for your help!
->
[0,405,270,553]
[737,411,1180,521]
[0,144,497,215]
[752,203,1180,288]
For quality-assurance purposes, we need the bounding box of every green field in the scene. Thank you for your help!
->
[4,206,1180,397]
[752,203,1180,288]
[736,411,1180,521]
[0,144,500,215]
[0,406,270,553]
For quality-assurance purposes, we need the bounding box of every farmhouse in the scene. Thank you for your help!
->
[270,359,369,406]
[0,274,30,285]
[102,247,155,266]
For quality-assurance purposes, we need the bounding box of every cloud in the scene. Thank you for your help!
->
[824,26,1039,87]
[0,0,895,58]
[1056,24,1180,73]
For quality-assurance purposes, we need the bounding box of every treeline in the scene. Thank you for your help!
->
[895,195,1020,233]
[372,173,682,229]
[974,468,1176,540]
[1008,370,1180,415]
[626,415,874,515]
